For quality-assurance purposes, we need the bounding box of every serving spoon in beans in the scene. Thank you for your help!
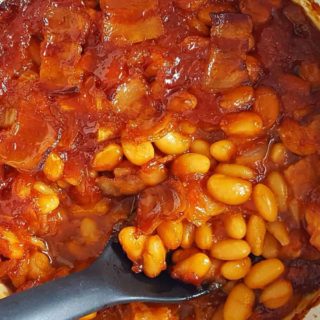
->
[0,237,209,320]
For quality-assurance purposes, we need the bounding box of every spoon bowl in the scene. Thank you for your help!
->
[0,238,209,320]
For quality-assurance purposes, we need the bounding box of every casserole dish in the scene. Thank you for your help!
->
[0,1,320,319]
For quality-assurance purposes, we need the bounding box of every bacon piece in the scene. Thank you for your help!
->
[101,0,164,45]
[211,13,253,43]
[203,13,252,92]
[305,204,320,251]
[40,7,90,91]
[284,156,320,201]
[279,117,320,156]
[0,75,57,172]
[203,48,248,92]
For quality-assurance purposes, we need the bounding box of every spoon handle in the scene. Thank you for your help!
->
[0,265,116,320]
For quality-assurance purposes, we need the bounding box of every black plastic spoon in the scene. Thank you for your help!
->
[0,239,208,320]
